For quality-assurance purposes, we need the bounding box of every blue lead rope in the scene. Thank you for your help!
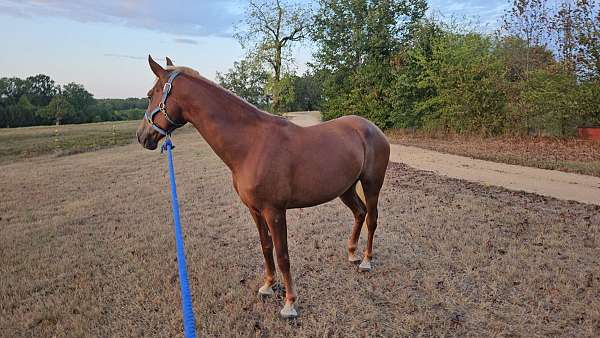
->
[162,138,197,338]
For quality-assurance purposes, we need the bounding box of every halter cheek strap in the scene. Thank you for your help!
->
[145,71,183,136]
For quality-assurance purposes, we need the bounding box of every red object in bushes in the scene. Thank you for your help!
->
[578,127,600,140]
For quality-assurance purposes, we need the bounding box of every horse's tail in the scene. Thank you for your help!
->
[355,181,367,205]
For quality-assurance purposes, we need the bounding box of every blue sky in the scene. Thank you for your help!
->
[0,0,509,98]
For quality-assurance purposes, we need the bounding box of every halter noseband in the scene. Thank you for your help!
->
[145,71,184,136]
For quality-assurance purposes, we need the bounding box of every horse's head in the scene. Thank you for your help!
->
[137,55,186,150]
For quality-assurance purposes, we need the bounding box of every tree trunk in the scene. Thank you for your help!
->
[272,44,283,112]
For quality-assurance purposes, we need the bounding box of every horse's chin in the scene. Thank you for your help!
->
[137,129,161,150]
[143,140,159,150]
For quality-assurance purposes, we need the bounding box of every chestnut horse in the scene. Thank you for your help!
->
[137,56,390,318]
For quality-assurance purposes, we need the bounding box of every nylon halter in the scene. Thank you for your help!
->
[145,71,184,136]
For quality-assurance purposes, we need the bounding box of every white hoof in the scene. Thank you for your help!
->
[280,301,298,319]
[258,283,274,297]
[348,252,361,263]
[358,258,372,272]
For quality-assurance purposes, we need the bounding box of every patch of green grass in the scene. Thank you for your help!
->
[558,161,600,177]
[478,154,600,177]
[0,121,141,163]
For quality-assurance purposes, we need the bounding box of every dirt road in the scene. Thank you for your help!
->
[286,112,600,206]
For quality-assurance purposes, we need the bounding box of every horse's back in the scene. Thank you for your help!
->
[319,115,389,155]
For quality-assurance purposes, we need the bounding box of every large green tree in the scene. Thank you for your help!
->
[0,77,27,106]
[311,0,427,127]
[418,31,507,134]
[61,83,94,123]
[216,57,271,108]
[386,19,444,128]
[38,95,75,125]
[9,95,37,127]
[288,71,323,111]
[24,74,58,107]
[236,0,311,112]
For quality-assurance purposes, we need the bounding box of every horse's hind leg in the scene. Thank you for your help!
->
[358,167,386,272]
[339,182,366,263]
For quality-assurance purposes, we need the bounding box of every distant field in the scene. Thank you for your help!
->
[0,121,140,163]
[0,121,195,164]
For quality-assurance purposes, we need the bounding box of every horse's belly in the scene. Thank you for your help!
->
[287,189,349,209]
[287,150,363,209]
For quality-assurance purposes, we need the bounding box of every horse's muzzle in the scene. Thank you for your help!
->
[136,126,160,150]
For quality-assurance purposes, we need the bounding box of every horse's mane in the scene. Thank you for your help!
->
[165,65,263,112]
[166,65,238,97]
[166,65,202,80]
[150,65,216,92]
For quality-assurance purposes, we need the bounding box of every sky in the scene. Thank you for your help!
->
[0,0,509,98]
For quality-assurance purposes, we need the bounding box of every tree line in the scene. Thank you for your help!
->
[219,0,600,136]
[4,0,599,136]
[0,74,147,128]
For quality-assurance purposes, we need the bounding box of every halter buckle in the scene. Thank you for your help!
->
[145,71,181,138]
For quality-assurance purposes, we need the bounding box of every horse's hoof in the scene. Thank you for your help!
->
[258,283,274,297]
[358,259,372,272]
[348,253,361,264]
[280,302,298,319]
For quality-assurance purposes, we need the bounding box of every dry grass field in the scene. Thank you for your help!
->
[2,127,600,337]
[0,120,144,164]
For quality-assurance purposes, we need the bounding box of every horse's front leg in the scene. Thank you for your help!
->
[262,207,297,318]
[249,209,276,296]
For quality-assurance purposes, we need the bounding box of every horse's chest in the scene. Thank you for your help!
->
[231,169,289,209]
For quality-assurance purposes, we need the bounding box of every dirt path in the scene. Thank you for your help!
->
[286,111,600,206]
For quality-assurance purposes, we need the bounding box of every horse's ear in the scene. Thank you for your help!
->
[148,55,166,80]
[166,57,174,67]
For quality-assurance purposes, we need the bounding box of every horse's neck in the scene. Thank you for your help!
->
[182,78,267,170]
